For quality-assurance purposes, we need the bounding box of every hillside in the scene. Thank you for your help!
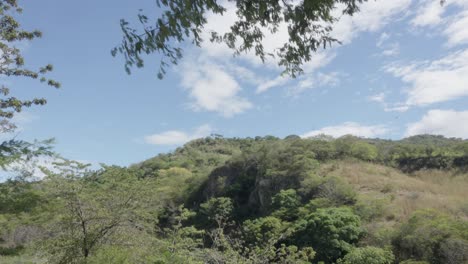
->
[1,135,467,264]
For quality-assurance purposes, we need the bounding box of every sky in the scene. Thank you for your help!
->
[4,0,468,167]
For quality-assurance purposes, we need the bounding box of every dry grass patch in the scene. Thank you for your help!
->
[319,160,468,221]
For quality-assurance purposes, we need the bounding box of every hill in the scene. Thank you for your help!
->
[1,135,467,263]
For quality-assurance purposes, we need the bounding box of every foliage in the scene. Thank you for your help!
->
[337,246,394,264]
[114,0,369,78]
[200,197,234,228]
[300,174,357,206]
[271,189,301,220]
[0,139,55,170]
[1,135,467,263]
[0,0,59,127]
[292,207,362,263]
[392,209,468,264]
[0,0,58,173]
[242,216,285,247]
[39,161,156,264]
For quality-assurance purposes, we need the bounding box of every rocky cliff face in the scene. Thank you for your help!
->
[202,160,302,216]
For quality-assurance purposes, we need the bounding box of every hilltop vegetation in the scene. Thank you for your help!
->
[1,135,467,264]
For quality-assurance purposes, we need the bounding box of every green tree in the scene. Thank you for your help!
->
[292,207,362,263]
[392,209,468,264]
[338,246,395,264]
[0,0,58,170]
[242,216,285,247]
[200,197,234,229]
[0,0,59,126]
[271,189,301,220]
[114,0,369,78]
[40,161,153,264]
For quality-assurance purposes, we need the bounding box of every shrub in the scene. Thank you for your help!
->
[271,189,301,220]
[337,246,394,264]
[242,216,285,246]
[292,207,362,263]
[300,175,357,206]
[393,209,468,264]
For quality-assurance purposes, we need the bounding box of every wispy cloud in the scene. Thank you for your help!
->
[367,92,386,103]
[144,124,213,145]
[385,49,468,107]
[410,0,468,47]
[406,109,468,138]
[179,0,414,103]
[301,122,389,138]
[444,10,468,47]
[411,0,445,27]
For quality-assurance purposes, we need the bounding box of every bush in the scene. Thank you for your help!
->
[436,238,468,264]
[337,246,394,264]
[200,197,233,228]
[400,260,430,264]
[300,175,357,206]
[292,207,362,263]
[242,216,285,246]
[271,189,301,220]
[393,209,468,264]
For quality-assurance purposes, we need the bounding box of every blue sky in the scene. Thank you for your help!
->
[6,0,468,167]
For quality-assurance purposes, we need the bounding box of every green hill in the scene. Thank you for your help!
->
[1,135,467,263]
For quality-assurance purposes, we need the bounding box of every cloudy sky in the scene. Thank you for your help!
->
[7,0,468,166]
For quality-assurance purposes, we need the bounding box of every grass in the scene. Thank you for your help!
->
[317,160,468,247]
[321,160,468,221]
[0,255,45,264]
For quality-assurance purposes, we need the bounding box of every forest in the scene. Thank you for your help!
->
[1,134,467,263]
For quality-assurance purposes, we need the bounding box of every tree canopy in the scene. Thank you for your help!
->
[114,0,445,79]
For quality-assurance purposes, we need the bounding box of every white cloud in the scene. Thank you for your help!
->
[11,111,37,125]
[385,49,468,107]
[384,104,410,113]
[301,122,389,138]
[0,111,38,139]
[367,93,411,113]
[382,43,400,56]
[144,124,213,145]
[377,32,391,48]
[200,1,290,67]
[368,92,386,103]
[406,109,468,138]
[411,0,445,26]
[292,72,340,94]
[375,33,400,57]
[444,10,468,46]
[332,0,412,44]
[180,63,252,117]
[190,0,412,97]
[257,75,289,93]
[410,0,468,47]
[256,52,336,93]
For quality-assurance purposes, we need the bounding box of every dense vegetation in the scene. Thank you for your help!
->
[0,134,467,263]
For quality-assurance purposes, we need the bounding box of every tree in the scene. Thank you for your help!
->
[242,216,285,247]
[0,0,59,127]
[337,246,395,264]
[392,209,468,264]
[271,189,301,221]
[115,1,446,79]
[114,0,369,79]
[200,197,234,229]
[0,0,59,170]
[292,207,362,263]
[41,161,152,263]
